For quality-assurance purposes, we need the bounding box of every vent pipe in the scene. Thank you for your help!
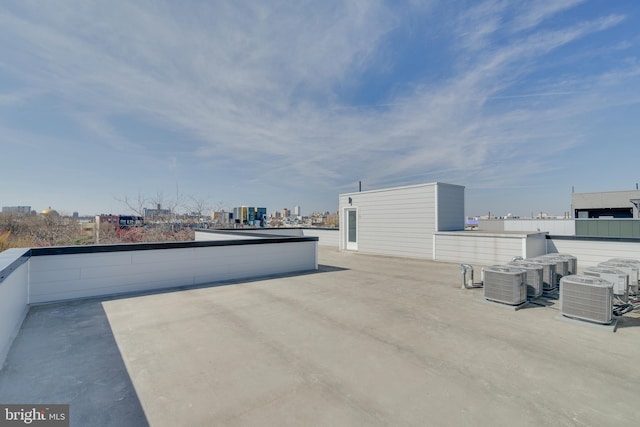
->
[460,264,475,289]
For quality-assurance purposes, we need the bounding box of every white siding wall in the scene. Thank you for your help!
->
[339,183,437,259]
[525,233,548,258]
[434,232,547,265]
[302,229,339,247]
[437,184,465,231]
[0,251,29,369]
[29,241,317,304]
[547,238,640,272]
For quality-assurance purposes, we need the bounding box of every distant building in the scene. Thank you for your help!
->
[97,215,119,226]
[118,215,144,229]
[96,215,143,230]
[233,206,267,227]
[94,214,143,243]
[2,206,31,216]
[294,205,301,216]
[281,208,291,218]
[212,210,233,224]
[144,204,171,218]
[572,189,640,218]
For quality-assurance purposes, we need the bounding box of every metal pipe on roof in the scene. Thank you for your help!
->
[460,264,476,289]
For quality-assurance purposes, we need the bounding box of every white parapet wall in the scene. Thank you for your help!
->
[29,238,318,304]
[479,219,575,235]
[195,228,304,241]
[196,228,339,247]
[0,249,30,369]
[504,219,575,236]
[547,236,640,272]
[301,228,339,247]
[432,230,640,271]
[433,231,548,265]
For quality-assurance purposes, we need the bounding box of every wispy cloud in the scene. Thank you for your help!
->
[0,0,638,214]
[510,0,586,32]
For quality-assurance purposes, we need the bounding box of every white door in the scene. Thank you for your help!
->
[345,208,358,250]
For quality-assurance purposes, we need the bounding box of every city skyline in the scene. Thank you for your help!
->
[2,1,640,217]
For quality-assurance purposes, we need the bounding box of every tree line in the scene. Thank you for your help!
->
[0,212,194,251]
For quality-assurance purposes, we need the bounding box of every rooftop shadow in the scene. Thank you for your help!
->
[317,264,349,273]
[0,300,149,427]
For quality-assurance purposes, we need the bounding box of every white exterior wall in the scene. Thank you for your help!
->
[434,231,548,265]
[547,238,640,272]
[526,233,548,259]
[302,229,339,247]
[0,250,30,369]
[338,182,464,259]
[29,241,317,304]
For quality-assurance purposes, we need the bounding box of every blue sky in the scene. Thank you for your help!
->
[1,1,640,217]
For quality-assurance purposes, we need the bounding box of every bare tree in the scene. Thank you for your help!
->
[117,191,148,217]
[0,212,89,247]
[188,196,211,219]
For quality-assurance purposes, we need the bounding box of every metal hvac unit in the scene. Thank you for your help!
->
[526,258,557,290]
[599,261,639,295]
[508,261,544,298]
[483,266,527,306]
[583,267,628,300]
[553,254,577,275]
[560,275,613,325]
[607,258,640,294]
[536,255,569,284]
[608,257,640,268]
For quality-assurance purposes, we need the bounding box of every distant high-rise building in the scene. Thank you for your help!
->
[2,206,31,216]
[233,206,267,227]
[294,205,301,216]
[281,208,291,218]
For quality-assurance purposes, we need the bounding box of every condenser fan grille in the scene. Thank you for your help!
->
[560,275,613,325]
[484,266,527,305]
[509,262,544,298]
[525,259,557,290]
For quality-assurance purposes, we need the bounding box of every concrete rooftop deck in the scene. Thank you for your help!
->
[1,246,640,426]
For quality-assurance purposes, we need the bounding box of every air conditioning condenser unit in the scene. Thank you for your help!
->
[484,266,527,306]
[560,275,613,325]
